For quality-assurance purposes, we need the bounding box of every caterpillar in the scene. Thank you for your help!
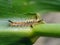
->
[8,13,43,28]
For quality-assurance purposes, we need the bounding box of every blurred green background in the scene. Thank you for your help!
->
[0,0,60,18]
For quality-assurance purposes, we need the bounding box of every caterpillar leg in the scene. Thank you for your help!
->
[30,25,33,28]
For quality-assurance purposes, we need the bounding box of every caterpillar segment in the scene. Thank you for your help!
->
[8,14,43,28]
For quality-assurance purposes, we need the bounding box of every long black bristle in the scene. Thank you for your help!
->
[8,20,13,23]
[35,15,38,20]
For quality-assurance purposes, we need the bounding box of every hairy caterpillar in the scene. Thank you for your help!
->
[8,13,43,28]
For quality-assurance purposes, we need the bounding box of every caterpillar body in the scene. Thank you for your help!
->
[8,14,43,28]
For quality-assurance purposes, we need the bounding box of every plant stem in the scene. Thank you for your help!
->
[33,24,60,37]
